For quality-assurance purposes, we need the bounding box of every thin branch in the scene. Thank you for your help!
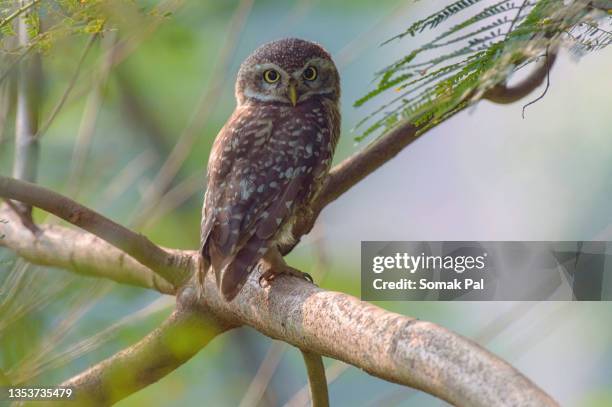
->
[283,361,347,407]
[0,205,174,294]
[46,305,233,406]
[36,34,98,138]
[64,33,116,199]
[483,52,557,104]
[522,47,553,118]
[505,0,530,39]
[0,176,191,287]
[0,0,41,31]
[300,350,329,407]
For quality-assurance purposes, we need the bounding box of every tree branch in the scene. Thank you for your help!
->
[201,271,558,407]
[37,34,98,138]
[300,349,329,407]
[1,210,559,406]
[0,205,174,294]
[0,0,41,31]
[483,53,557,104]
[0,176,191,287]
[38,304,233,406]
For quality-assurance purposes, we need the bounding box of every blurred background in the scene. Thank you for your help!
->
[0,0,611,406]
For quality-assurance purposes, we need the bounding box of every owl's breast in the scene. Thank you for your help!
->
[203,100,339,251]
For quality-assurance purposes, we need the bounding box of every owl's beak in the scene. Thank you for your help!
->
[287,84,298,107]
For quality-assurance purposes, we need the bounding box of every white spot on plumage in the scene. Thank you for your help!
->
[305,144,313,158]
[239,179,253,200]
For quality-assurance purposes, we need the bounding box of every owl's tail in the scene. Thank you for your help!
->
[216,234,268,301]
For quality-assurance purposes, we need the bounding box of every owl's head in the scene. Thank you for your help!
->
[235,38,340,107]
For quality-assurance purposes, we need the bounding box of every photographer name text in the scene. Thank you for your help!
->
[370,252,488,292]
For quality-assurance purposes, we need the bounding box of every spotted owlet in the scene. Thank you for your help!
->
[199,38,341,301]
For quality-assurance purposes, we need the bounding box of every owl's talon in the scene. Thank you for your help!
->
[259,271,277,288]
[257,249,314,289]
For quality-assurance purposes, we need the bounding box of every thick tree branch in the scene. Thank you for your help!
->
[37,304,232,406]
[200,270,559,407]
[1,212,559,406]
[0,176,191,287]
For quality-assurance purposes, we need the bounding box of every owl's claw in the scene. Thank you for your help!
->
[258,272,272,288]
[259,266,313,287]
[258,248,315,288]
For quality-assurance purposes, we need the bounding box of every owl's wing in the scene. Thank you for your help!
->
[213,172,307,299]
[201,106,328,300]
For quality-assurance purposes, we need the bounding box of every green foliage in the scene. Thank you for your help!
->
[0,0,174,67]
[355,0,612,140]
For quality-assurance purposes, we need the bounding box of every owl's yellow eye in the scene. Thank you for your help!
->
[302,66,317,81]
[263,69,280,83]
